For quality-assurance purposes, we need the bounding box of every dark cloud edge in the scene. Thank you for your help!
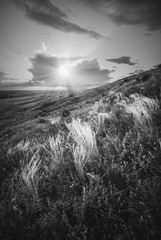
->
[0,71,17,81]
[13,0,107,39]
[106,56,137,66]
[78,0,161,31]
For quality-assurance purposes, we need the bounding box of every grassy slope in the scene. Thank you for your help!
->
[0,65,161,240]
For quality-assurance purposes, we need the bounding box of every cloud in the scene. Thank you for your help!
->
[28,52,78,85]
[13,0,104,39]
[0,71,16,81]
[106,56,136,66]
[71,58,113,87]
[144,32,152,36]
[27,47,113,89]
[0,71,18,88]
[0,71,6,78]
[79,0,161,31]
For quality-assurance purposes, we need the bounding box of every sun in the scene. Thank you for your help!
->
[57,63,71,78]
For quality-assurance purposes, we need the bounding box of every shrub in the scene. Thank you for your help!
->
[90,93,159,138]
[116,93,159,133]
[61,108,71,118]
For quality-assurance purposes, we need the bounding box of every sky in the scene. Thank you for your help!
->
[0,0,161,91]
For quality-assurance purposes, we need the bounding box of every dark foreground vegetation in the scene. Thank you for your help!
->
[0,66,161,240]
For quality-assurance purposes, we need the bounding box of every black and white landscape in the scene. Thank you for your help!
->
[0,1,161,239]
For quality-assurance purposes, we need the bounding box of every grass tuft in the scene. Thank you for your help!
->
[19,151,43,201]
[66,118,98,158]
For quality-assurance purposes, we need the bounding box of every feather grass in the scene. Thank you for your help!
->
[66,118,98,158]
[19,151,43,200]
[42,133,64,170]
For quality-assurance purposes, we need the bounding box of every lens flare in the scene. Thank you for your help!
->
[57,63,71,78]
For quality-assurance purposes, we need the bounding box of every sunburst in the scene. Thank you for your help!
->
[57,63,71,78]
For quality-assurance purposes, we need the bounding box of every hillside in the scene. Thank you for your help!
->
[0,65,161,240]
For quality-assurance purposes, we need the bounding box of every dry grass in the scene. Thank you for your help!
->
[66,118,98,158]
[7,139,31,155]
[66,118,99,181]
[71,144,88,182]
[7,138,43,156]
[15,139,30,151]
[91,93,159,136]
[1,87,161,239]
[116,93,159,132]
[94,112,113,134]
[92,99,105,113]
[19,151,43,200]
[50,116,61,126]
[42,133,65,170]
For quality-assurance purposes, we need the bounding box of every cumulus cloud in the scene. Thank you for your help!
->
[71,58,113,87]
[27,47,113,89]
[13,0,104,39]
[79,0,161,31]
[106,56,136,66]
[0,71,16,82]
[28,53,77,85]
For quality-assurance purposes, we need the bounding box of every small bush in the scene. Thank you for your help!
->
[61,108,71,118]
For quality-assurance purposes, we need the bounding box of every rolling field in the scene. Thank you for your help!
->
[0,90,77,140]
